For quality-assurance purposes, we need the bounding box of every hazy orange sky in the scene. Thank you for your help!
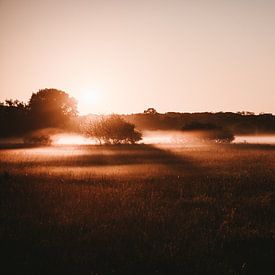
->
[1,0,275,114]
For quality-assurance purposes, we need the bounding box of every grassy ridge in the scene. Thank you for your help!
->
[1,144,275,274]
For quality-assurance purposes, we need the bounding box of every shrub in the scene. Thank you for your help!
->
[85,115,142,144]
[182,122,235,143]
[23,134,52,146]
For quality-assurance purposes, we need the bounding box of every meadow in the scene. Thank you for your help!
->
[1,143,274,274]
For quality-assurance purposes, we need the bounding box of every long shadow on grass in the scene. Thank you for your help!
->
[0,144,206,175]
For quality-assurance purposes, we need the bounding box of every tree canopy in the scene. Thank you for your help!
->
[181,122,235,143]
[28,88,78,129]
[144,108,158,115]
[85,115,142,144]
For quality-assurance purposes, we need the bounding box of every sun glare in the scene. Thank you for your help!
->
[77,90,102,114]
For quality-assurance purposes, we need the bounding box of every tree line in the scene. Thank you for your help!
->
[123,109,275,135]
[1,88,274,145]
[0,89,142,144]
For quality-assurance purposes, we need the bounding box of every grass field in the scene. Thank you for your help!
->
[1,143,275,274]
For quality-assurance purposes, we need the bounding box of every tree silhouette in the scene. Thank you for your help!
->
[0,99,29,137]
[4,99,27,109]
[85,115,142,144]
[28,88,78,129]
[144,108,157,115]
[182,122,235,143]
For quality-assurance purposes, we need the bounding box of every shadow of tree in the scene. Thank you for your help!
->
[0,144,205,175]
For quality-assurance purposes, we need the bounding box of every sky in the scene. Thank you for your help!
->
[1,0,275,115]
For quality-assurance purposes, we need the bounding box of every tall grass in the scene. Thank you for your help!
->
[1,144,274,274]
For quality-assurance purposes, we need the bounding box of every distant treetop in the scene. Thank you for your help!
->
[144,108,158,114]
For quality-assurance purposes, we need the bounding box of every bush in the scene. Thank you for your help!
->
[23,134,52,146]
[202,129,235,143]
[182,122,235,143]
[85,115,142,144]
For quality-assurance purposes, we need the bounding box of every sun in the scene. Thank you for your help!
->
[77,90,102,114]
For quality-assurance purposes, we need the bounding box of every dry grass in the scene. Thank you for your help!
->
[0,144,274,274]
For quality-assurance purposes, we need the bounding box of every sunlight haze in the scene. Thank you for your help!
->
[1,0,275,114]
